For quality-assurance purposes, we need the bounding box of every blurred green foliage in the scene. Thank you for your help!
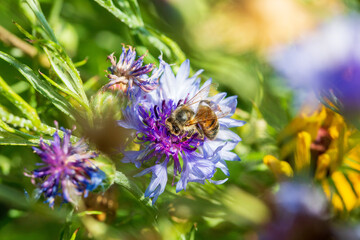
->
[0,0,358,239]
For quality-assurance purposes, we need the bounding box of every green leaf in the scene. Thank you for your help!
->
[20,1,91,115]
[77,211,104,217]
[0,51,75,118]
[92,155,116,189]
[0,117,40,145]
[146,27,186,63]
[134,27,172,59]
[41,42,90,109]
[94,0,186,62]
[13,21,36,41]
[0,75,41,127]
[24,0,58,43]
[0,184,30,209]
[69,228,79,240]
[94,0,143,28]
[0,131,38,146]
[0,117,16,133]
[114,171,157,215]
[73,57,88,68]
[39,71,88,110]
[0,106,80,142]
[43,47,80,98]
[186,225,197,240]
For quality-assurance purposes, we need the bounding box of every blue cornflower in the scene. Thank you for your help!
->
[270,15,360,122]
[119,59,245,203]
[105,45,164,95]
[25,124,105,208]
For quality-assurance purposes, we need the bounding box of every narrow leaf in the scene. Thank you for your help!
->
[21,1,90,112]
[0,106,79,142]
[0,131,38,146]
[94,0,143,28]
[40,41,90,112]
[114,171,157,215]
[0,75,41,127]
[39,71,88,109]
[0,51,75,118]
[70,228,79,240]
[25,0,58,43]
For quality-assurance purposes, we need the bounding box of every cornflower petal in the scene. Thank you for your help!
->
[135,158,169,204]
[105,46,164,96]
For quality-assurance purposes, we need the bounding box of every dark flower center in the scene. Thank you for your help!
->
[136,99,203,174]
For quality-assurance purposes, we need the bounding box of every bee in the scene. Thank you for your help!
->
[165,83,230,141]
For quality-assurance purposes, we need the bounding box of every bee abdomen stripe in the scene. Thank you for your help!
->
[208,119,216,127]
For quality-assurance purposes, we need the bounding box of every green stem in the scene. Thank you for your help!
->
[114,171,157,216]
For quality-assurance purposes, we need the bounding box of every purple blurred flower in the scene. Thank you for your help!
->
[105,45,164,96]
[271,15,360,122]
[119,59,245,204]
[25,124,105,208]
[259,182,360,240]
[260,182,334,240]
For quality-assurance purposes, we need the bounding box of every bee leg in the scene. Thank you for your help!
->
[182,129,194,142]
[196,125,205,140]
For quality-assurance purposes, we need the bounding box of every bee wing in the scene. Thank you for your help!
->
[187,106,231,125]
[186,117,215,125]
[214,105,232,118]
[201,100,232,117]
[184,82,213,106]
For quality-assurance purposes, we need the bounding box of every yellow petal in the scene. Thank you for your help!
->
[321,180,344,210]
[315,154,330,180]
[295,131,312,171]
[347,172,360,199]
[263,155,293,179]
[344,146,360,172]
[332,171,358,211]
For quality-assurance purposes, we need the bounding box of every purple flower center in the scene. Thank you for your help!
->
[136,99,203,175]
[27,128,105,208]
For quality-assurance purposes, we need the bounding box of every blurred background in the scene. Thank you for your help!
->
[1,0,360,239]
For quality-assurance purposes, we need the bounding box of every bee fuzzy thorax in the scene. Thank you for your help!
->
[165,93,224,141]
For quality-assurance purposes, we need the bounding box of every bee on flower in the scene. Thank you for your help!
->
[25,123,105,208]
[119,59,245,203]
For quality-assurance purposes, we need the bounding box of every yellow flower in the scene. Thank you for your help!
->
[263,155,293,179]
[264,105,360,212]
